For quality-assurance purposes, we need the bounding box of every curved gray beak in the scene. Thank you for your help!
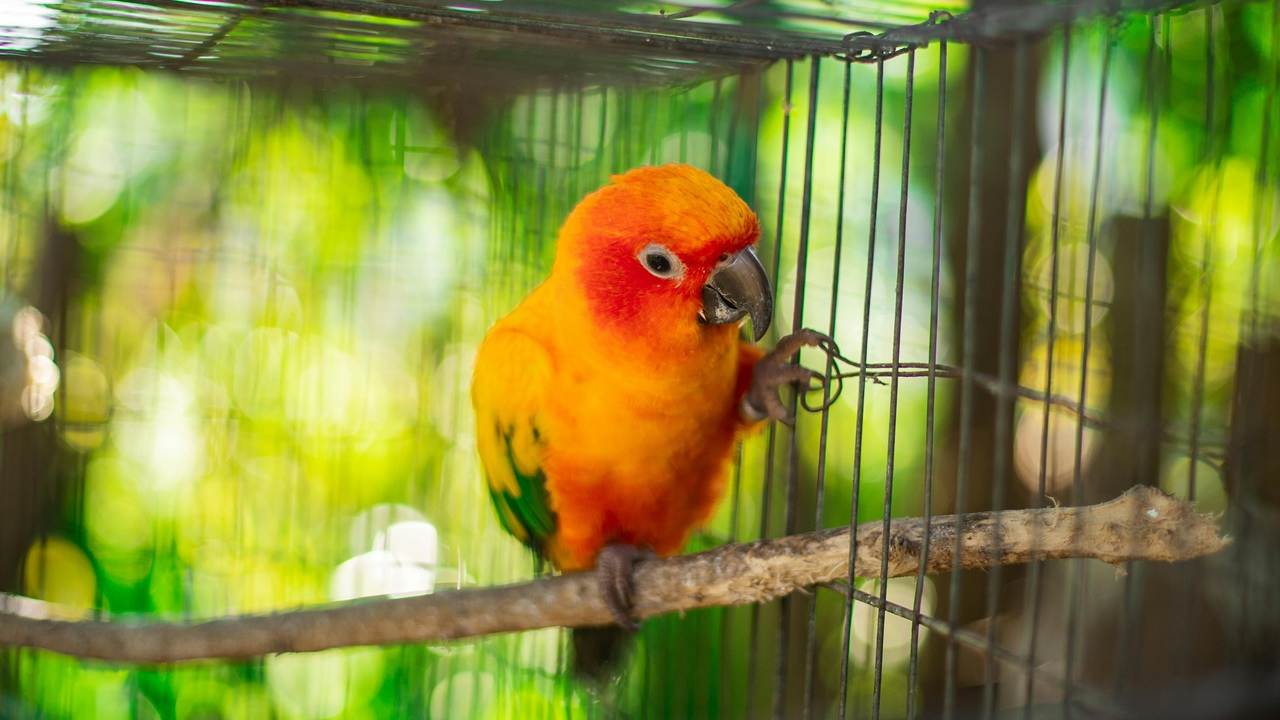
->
[699,246,773,342]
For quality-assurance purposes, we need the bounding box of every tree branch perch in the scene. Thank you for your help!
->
[0,486,1227,664]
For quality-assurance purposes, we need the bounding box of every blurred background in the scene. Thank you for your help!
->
[0,0,1277,718]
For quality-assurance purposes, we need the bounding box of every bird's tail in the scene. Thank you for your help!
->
[571,626,634,684]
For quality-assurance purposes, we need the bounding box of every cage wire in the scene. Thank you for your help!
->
[0,0,1278,718]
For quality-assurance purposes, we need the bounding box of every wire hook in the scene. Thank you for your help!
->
[836,9,952,63]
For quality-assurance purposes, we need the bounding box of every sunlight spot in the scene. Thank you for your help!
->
[114,368,204,489]
[1014,406,1101,495]
[377,520,439,567]
[427,344,477,444]
[60,129,126,223]
[233,327,303,420]
[849,577,935,666]
[331,550,435,601]
[429,673,496,720]
[267,648,385,720]
[511,628,564,674]
[1162,455,1228,515]
[287,343,367,435]
[22,536,97,611]
[1029,243,1114,334]
[399,103,461,182]
[349,504,425,554]
[657,131,719,168]
[58,352,110,451]
[84,458,154,583]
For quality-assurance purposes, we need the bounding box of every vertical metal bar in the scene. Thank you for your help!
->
[547,87,561,255]
[803,57,853,720]
[838,57,887,720]
[665,611,678,719]
[726,75,744,185]
[760,58,795,544]
[744,69,765,207]
[1227,3,1279,665]
[1249,0,1279,348]
[787,55,822,538]
[714,76,735,720]
[671,92,684,164]
[529,91,544,274]
[648,92,659,166]
[943,45,989,720]
[747,57,792,720]
[0,67,25,292]
[642,622,652,719]
[773,55,821,720]
[1165,5,1222,691]
[1187,5,1219,507]
[872,49,916,720]
[695,610,709,719]
[1115,15,1164,700]
[716,78,727,172]
[723,71,760,720]
[618,90,630,171]
[981,35,1030,720]
[768,54,819,717]
[596,86,609,178]
[723,444,744,720]
[906,35,946,720]
[1063,23,1114,714]
[570,87,583,203]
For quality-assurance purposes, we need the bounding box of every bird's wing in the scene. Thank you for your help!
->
[471,328,557,556]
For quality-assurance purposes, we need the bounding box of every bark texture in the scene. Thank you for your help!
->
[0,486,1227,664]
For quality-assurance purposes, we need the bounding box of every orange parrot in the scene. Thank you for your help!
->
[471,163,826,677]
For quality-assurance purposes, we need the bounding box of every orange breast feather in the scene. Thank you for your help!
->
[473,276,763,572]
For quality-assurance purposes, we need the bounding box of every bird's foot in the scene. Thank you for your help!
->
[597,544,650,631]
[743,328,837,425]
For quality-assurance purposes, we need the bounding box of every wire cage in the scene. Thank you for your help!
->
[0,0,1277,718]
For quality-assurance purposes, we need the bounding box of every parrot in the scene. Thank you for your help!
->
[470,163,828,679]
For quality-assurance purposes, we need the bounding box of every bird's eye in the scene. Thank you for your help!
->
[639,244,684,280]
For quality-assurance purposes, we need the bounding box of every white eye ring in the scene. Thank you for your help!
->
[638,243,684,280]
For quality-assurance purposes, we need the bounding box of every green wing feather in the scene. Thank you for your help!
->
[487,426,557,552]
[472,328,558,557]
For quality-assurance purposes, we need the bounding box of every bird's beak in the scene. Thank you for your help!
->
[699,246,773,342]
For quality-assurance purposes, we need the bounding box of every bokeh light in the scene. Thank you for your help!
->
[57,352,111,451]
[1162,455,1228,515]
[22,536,97,613]
[266,648,386,720]
[849,577,936,667]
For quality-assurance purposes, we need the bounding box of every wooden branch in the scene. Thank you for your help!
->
[0,486,1227,664]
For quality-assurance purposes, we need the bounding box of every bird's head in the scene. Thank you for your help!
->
[555,163,772,344]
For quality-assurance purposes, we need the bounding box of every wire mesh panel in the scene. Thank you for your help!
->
[0,0,1277,719]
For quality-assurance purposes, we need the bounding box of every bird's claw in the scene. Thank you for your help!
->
[597,544,647,631]
[744,329,837,425]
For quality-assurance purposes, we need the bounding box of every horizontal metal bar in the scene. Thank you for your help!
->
[827,580,1130,718]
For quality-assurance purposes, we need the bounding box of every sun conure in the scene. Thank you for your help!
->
[471,163,827,679]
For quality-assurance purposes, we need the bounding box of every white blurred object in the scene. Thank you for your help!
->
[347,503,424,556]
[330,550,435,601]
[334,506,440,601]
[377,520,439,568]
